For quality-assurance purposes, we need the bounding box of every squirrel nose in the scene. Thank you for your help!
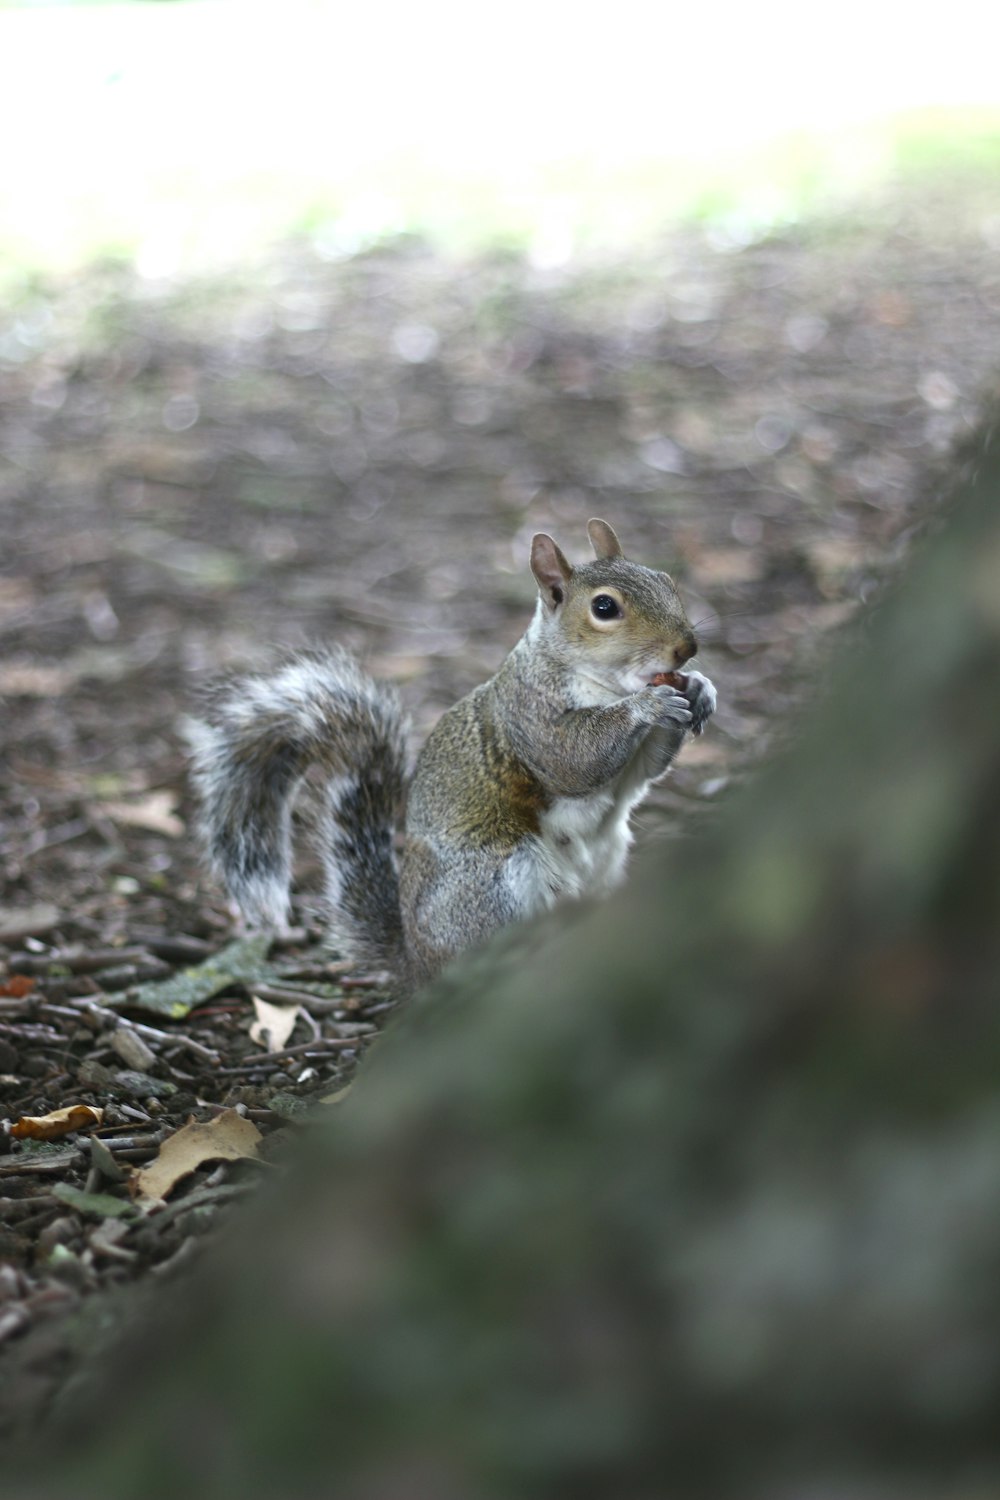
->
[673,634,697,667]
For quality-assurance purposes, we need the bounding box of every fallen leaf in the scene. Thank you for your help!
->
[250,996,300,1052]
[0,975,35,998]
[99,790,185,839]
[89,1134,128,1183]
[53,1183,138,1220]
[131,1109,263,1204]
[120,933,272,1019]
[11,1104,104,1141]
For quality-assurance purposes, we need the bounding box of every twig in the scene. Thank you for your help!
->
[37,1002,101,1024]
[20,817,92,860]
[127,932,217,963]
[0,1150,82,1176]
[0,1021,63,1043]
[360,1000,398,1017]
[143,1180,257,1236]
[216,1037,362,1074]
[62,1000,222,1066]
[126,1020,221,1067]
[0,999,33,1017]
[92,1133,167,1152]
[0,1194,59,1219]
[250,982,343,1010]
[11,946,152,976]
[272,959,356,981]
[299,1008,322,1042]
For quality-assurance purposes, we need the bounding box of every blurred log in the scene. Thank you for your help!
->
[13,410,1000,1498]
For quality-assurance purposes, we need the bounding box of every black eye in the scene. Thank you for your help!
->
[591,593,621,620]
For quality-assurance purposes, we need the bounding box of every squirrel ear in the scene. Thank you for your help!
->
[530,533,574,610]
[587,518,623,560]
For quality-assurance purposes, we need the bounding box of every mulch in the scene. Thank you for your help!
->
[0,917,392,1433]
[2,178,999,1426]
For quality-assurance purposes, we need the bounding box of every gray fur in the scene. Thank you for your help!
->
[186,649,407,971]
[187,521,716,995]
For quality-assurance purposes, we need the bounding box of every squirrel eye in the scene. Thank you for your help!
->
[591,593,621,621]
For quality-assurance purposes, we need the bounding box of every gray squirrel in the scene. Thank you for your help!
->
[188,519,717,993]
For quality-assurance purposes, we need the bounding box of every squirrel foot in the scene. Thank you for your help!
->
[682,670,717,737]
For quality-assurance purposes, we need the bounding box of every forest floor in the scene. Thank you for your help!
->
[1,176,999,1430]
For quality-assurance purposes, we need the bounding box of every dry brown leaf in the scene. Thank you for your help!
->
[250,996,300,1052]
[11,1104,104,1141]
[131,1109,263,1204]
[99,790,185,838]
[0,974,35,998]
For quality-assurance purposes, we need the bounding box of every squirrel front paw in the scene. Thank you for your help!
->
[682,670,717,737]
[635,683,694,732]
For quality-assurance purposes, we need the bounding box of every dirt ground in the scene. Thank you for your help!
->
[1,180,999,1425]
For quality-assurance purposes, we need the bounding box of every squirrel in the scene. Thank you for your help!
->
[187,518,717,994]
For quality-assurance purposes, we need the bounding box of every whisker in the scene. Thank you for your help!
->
[691,608,758,631]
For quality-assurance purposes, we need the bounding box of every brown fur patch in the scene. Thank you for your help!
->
[487,759,549,844]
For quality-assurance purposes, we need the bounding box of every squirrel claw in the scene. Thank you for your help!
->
[683,670,718,736]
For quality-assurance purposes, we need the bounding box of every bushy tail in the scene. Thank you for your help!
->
[186,649,408,973]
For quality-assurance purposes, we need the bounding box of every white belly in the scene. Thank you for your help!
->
[504,784,639,917]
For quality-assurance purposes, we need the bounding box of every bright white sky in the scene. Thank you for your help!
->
[1,0,998,274]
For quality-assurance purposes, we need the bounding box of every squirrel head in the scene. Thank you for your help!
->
[529,519,697,691]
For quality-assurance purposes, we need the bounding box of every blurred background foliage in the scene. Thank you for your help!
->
[0,0,998,291]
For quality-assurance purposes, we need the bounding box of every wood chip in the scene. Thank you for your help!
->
[0,1149,81,1176]
[110,1027,158,1072]
[0,904,61,943]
